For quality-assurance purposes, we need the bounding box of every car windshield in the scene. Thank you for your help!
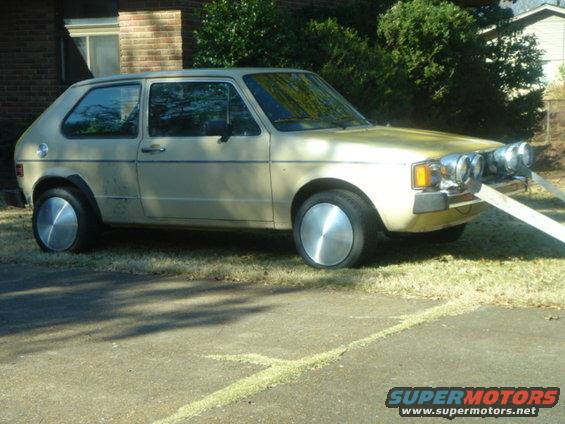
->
[243,72,371,132]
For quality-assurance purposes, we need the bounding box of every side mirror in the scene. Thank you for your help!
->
[204,119,232,143]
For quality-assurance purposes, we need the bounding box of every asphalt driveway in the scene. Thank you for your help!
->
[0,264,563,423]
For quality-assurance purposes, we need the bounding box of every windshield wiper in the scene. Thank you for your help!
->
[273,116,352,129]
[327,116,351,129]
[273,116,316,124]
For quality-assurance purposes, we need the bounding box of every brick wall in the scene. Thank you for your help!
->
[0,0,347,124]
[118,0,346,73]
[119,0,202,72]
[0,0,62,124]
[119,10,183,73]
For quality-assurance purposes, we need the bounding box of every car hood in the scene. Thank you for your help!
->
[310,125,502,162]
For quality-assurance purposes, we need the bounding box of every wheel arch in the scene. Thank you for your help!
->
[290,178,383,227]
[32,174,102,220]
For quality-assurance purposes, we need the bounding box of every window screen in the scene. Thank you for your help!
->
[149,82,261,137]
[63,84,141,138]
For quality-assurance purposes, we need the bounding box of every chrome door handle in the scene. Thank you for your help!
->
[142,145,166,153]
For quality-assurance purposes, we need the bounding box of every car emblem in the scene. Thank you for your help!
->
[37,143,49,158]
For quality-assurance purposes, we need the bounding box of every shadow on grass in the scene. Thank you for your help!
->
[97,205,564,268]
[99,227,297,257]
[369,212,564,266]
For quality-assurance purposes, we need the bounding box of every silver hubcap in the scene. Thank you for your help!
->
[36,197,78,251]
[300,203,354,266]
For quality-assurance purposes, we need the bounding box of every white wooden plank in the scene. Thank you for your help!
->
[475,184,565,244]
[531,172,565,203]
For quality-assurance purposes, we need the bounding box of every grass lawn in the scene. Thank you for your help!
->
[1,172,563,309]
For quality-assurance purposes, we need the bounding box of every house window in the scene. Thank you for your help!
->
[65,28,119,80]
[62,0,119,83]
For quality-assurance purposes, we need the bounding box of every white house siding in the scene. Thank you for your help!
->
[521,14,565,82]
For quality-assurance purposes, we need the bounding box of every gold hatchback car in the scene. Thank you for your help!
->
[5,68,532,268]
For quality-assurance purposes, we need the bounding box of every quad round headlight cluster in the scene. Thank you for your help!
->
[413,142,533,190]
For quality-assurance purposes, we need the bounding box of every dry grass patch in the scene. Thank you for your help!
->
[1,173,563,308]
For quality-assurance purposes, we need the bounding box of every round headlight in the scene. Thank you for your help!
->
[456,155,471,183]
[469,153,484,181]
[493,144,520,173]
[440,154,471,184]
[516,142,533,168]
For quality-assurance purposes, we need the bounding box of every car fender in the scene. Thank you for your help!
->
[31,169,101,220]
[272,161,411,231]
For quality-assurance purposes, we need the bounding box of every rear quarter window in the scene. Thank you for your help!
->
[62,84,141,138]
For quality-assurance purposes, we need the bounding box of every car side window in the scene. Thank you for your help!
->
[62,84,141,138]
[148,82,261,137]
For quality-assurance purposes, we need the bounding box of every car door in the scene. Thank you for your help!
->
[60,82,144,223]
[137,78,273,222]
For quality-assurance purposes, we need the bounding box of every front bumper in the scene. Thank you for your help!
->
[2,189,27,208]
[413,178,527,214]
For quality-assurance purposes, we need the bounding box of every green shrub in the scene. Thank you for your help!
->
[377,0,545,139]
[297,0,396,39]
[485,29,545,139]
[378,0,485,131]
[472,2,514,28]
[298,19,411,124]
[193,0,295,67]
[193,0,545,140]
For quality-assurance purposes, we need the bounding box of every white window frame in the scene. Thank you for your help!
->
[63,18,119,80]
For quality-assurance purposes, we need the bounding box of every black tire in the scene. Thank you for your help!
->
[410,224,466,244]
[293,189,378,269]
[32,187,100,253]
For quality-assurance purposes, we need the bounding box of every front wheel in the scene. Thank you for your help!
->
[293,190,378,269]
[33,187,99,253]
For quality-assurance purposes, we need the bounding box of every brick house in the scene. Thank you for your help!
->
[0,0,490,126]
[0,0,346,126]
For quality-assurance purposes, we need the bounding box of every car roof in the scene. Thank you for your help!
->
[72,68,311,87]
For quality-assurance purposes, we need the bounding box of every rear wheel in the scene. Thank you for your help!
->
[33,187,99,253]
[293,190,378,269]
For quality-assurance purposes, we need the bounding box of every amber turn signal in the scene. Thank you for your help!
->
[413,163,431,188]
